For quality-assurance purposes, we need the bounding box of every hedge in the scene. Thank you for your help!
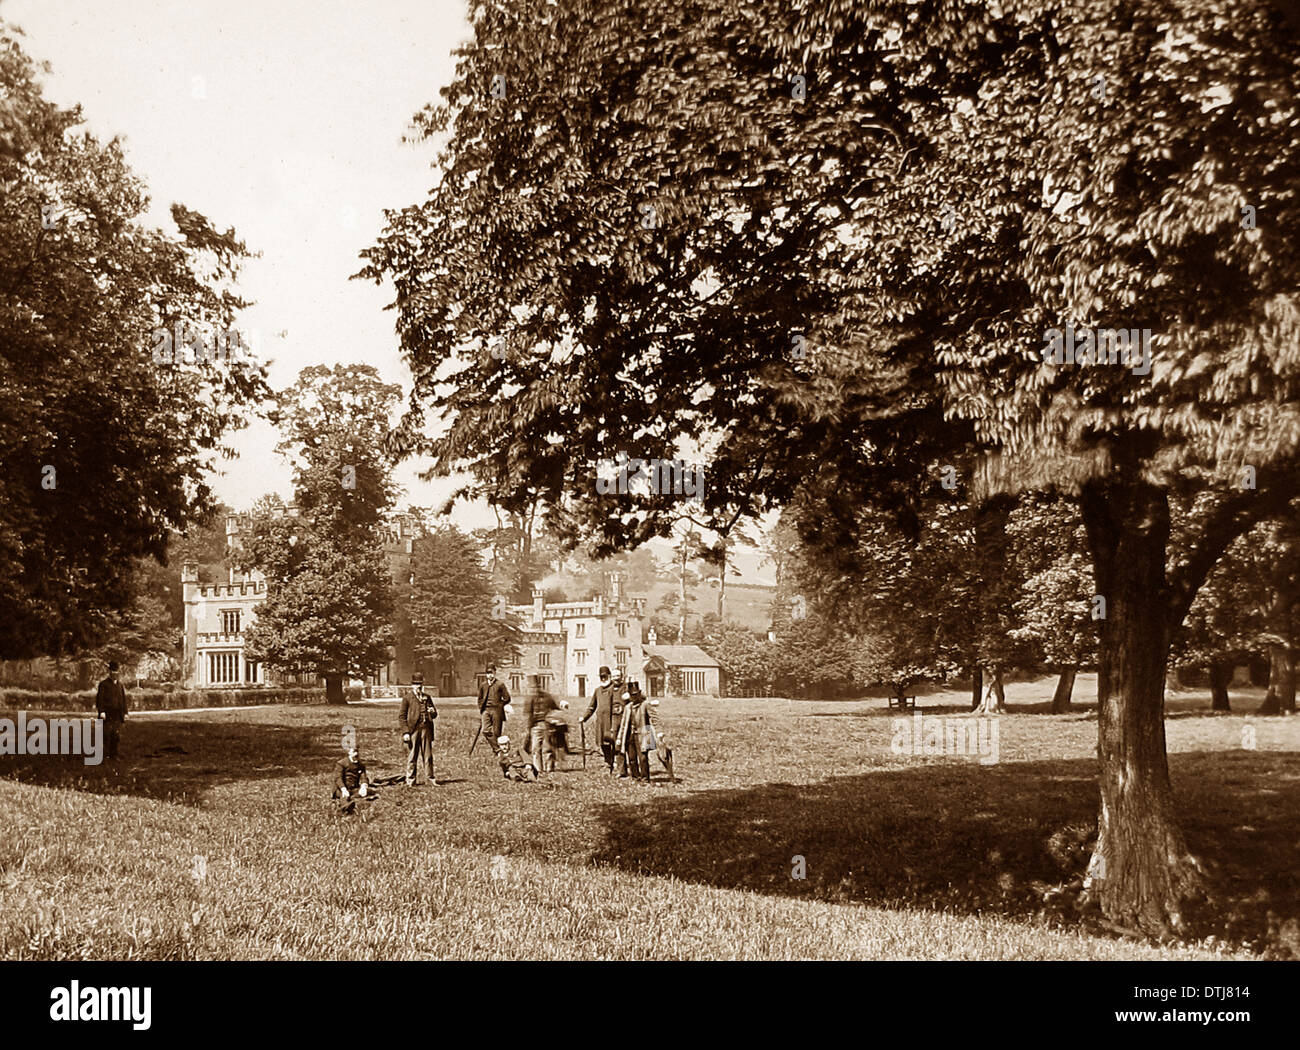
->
[0,685,364,713]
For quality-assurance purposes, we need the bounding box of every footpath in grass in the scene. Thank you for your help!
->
[1,680,1296,959]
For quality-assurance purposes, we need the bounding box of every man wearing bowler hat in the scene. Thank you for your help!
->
[399,672,438,785]
[476,663,512,756]
[95,661,129,761]
[581,665,624,775]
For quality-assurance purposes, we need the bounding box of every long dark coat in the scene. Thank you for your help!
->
[582,682,624,742]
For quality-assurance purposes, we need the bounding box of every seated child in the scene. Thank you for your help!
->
[333,746,379,813]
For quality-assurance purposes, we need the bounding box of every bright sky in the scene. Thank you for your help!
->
[4,0,484,520]
[3,0,776,582]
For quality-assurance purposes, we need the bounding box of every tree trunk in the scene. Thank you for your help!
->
[1051,666,1076,713]
[1258,643,1296,714]
[972,666,1006,714]
[1079,477,1206,937]
[1249,655,1269,687]
[1208,661,1232,712]
[678,547,688,644]
[325,673,346,705]
[971,666,983,711]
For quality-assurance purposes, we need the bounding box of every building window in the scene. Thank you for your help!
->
[245,660,260,684]
[510,674,523,692]
[617,621,628,638]
[574,649,586,666]
[540,674,553,690]
[221,609,240,634]
[208,650,240,684]
[684,670,706,692]
[575,622,586,638]
[615,648,629,668]
[512,651,521,667]
[538,651,551,668]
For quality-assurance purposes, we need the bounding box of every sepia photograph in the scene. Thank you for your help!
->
[1,0,1297,1032]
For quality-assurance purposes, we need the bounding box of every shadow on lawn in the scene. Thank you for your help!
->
[0,713,336,806]
[589,750,1300,955]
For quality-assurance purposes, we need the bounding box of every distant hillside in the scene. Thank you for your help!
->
[642,579,775,636]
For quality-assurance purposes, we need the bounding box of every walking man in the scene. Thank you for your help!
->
[477,663,512,756]
[399,672,438,786]
[580,665,623,774]
[95,660,128,761]
[523,674,568,774]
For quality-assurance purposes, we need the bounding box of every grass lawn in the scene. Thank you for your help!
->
[1,676,1297,960]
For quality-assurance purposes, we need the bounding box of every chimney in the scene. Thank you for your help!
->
[532,587,545,627]
[647,626,657,646]
[609,571,623,606]
[181,562,198,585]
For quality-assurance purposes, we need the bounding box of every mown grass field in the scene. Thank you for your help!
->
[2,676,1297,960]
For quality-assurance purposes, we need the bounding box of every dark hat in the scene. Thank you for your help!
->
[107,661,119,671]
[411,672,424,683]
[598,665,611,677]
[485,663,496,672]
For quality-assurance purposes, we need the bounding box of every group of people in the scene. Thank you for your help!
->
[332,662,665,811]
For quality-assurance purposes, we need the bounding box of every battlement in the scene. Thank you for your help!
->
[197,581,266,599]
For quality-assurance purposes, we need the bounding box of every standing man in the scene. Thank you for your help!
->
[476,663,512,756]
[523,674,568,775]
[581,665,623,775]
[95,661,128,761]
[399,672,438,786]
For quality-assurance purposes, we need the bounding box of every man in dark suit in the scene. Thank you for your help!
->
[581,665,624,775]
[399,672,438,786]
[476,663,511,756]
[95,661,128,760]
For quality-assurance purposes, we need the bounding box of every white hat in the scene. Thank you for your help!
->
[497,734,510,746]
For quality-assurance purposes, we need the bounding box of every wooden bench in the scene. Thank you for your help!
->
[887,694,917,711]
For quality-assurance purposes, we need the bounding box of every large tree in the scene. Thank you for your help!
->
[0,23,269,657]
[406,525,518,671]
[238,367,401,700]
[363,0,1300,935]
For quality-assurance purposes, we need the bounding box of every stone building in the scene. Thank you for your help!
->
[501,572,647,700]
[181,510,420,689]
[643,627,722,697]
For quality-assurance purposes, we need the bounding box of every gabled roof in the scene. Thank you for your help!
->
[644,644,720,668]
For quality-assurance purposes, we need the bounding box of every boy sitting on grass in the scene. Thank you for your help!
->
[333,746,378,814]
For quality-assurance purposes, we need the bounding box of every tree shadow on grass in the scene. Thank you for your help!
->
[588,750,1300,956]
[0,712,351,806]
